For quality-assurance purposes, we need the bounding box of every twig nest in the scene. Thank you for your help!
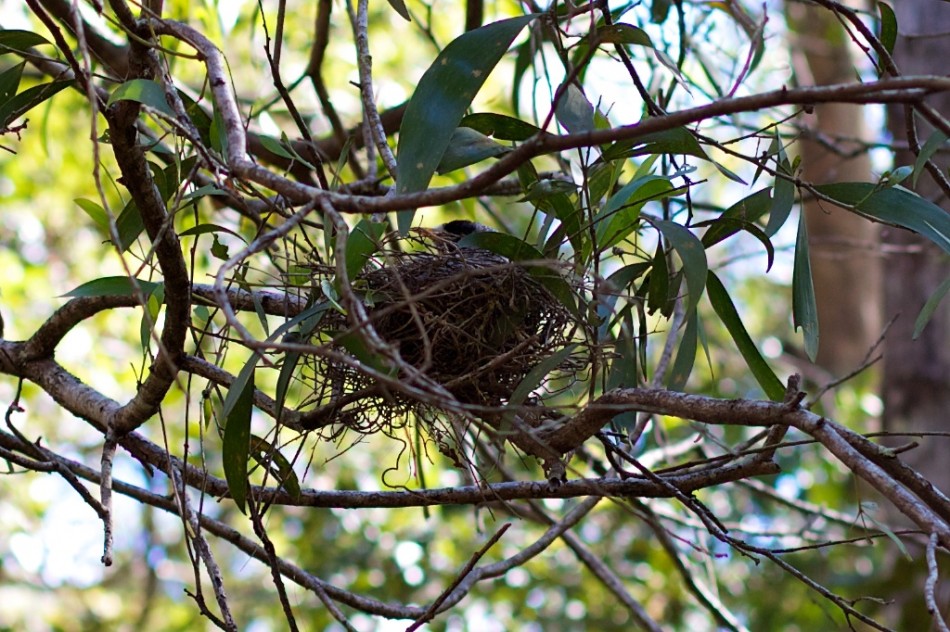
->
[315,246,572,425]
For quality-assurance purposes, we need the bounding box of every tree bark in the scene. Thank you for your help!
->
[786,2,881,376]
[883,1,950,627]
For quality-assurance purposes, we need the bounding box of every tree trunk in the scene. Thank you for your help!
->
[786,2,881,377]
[883,1,950,627]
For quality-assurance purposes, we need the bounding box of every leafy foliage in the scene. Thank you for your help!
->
[0,2,947,631]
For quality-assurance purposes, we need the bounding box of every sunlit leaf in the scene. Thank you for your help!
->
[509,344,578,406]
[766,133,796,237]
[74,198,110,233]
[0,79,72,127]
[274,307,329,418]
[606,308,638,390]
[139,284,163,351]
[211,234,229,260]
[0,30,51,54]
[0,62,24,101]
[62,276,161,298]
[108,79,175,117]
[596,175,675,250]
[258,134,297,161]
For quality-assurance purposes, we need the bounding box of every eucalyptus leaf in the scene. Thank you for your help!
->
[460,112,542,141]
[108,79,175,117]
[62,276,161,298]
[792,212,819,361]
[396,14,537,199]
[814,182,950,254]
[0,30,51,54]
[653,220,708,314]
[0,79,72,127]
[436,127,511,174]
[707,272,784,401]
[913,276,950,339]
[223,367,254,514]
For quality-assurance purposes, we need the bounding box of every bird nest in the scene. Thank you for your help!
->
[305,247,573,432]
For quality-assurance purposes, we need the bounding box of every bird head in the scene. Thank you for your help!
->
[412,220,494,250]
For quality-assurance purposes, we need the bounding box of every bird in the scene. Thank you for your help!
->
[412,220,494,252]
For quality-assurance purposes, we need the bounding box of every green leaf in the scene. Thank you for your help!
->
[878,2,897,57]
[651,0,672,23]
[211,234,229,260]
[74,198,110,233]
[912,130,948,188]
[107,79,175,117]
[653,220,707,314]
[115,200,145,252]
[343,219,388,283]
[182,183,228,201]
[597,23,654,47]
[509,344,578,407]
[274,311,329,419]
[707,272,785,400]
[140,283,164,351]
[458,229,543,260]
[555,83,595,135]
[179,223,247,242]
[258,134,298,161]
[701,188,773,248]
[396,14,537,197]
[766,133,796,237]
[385,0,411,21]
[666,308,698,391]
[913,276,950,339]
[223,367,254,514]
[62,276,161,298]
[814,182,950,254]
[436,127,511,174]
[792,212,819,361]
[0,30,51,54]
[460,112,542,141]
[606,308,638,390]
[0,79,72,127]
[0,62,24,101]
[604,127,704,162]
[595,175,675,250]
[646,242,670,316]
[598,263,652,336]
[249,436,302,500]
